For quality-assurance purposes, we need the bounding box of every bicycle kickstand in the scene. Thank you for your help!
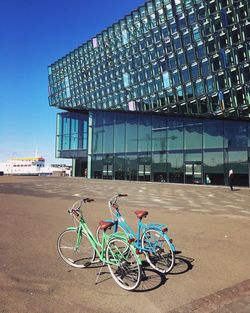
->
[95,262,105,285]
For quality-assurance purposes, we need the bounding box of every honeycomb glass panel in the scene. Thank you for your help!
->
[206,76,215,94]
[181,66,190,83]
[48,0,250,123]
[183,31,192,46]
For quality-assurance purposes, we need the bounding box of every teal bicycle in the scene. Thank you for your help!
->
[57,198,142,291]
[96,194,176,274]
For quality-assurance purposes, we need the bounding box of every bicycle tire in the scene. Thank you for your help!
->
[57,229,96,268]
[106,237,141,291]
[141,229,175,274]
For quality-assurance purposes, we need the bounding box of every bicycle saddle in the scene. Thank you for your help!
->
[134,210,148,219]
[99,220,114,230]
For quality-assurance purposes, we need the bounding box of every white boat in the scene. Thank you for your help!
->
[0,157,71,176]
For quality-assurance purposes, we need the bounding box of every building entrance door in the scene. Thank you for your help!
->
[102,164,113,180]
[138,164,151,181]
[185,162,202,184]
[74,159,87,177]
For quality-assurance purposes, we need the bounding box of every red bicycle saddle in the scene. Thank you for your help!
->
[134,210,148,219]
[99,220,114,230]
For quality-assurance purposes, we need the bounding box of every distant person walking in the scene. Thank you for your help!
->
[228,169,234,191]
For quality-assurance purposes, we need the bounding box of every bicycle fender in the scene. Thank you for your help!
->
[67,227,78,231]
[144,223,166,231]
[164,234,176,252]
[142,228,176,252]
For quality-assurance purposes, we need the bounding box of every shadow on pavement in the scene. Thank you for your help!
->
[135,266,168,292]
[168,255,194,275]
[93,256,194,291]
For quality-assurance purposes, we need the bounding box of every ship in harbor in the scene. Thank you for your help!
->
[0,157,71,176]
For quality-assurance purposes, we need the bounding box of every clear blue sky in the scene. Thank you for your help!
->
[0,0,143,165]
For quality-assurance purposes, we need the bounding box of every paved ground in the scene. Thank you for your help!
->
[0,176,249,313]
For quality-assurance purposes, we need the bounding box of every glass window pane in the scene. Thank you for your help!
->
[114,155,125,180]
[193,26,201,42]
[152,153,167,182]
[126,114,138,152]
[183,31,191,46]
[203,120,223,148]
[201,59,210,76]
[177,51,186,67]
[167,117,184,150]
[206,76,215,93]
[191,63,199,80]
[168,152,184,183]
[185,83,194,99]
[204,151,224,184]
[123,72,130,88]
[168,55,177,70]
[162,71,172,88]
[152,116,167,151]
[114,113,125,153]
[173,70,181,86]
[185,152,202,162]
[62,117,70,150]
[92,112,103,154]
[184,119,202,149]
[92,155,103,179]
[224,121,248,149]
[138,115,152,152]
[186,47,196,63]
[70,118,78,149]
[181,66,190,83]
[195,79,204,96]
[122,29,129,44]
[125,154,137,181]
[228,151,248,174]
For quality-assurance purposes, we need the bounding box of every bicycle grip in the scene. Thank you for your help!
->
[87,198,94,202]
[83,198,94,203]
[118,194,128,197]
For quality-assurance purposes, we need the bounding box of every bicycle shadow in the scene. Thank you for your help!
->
[168,254,195,275]
[89,255,194,290]
[135,262,167,292]
[90,261,167,291]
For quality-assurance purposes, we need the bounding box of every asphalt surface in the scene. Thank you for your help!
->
[0,176,249,313]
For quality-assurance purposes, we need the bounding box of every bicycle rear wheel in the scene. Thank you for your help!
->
[106,238,141,291]
[57,229,96,268]
[141,229,175,274]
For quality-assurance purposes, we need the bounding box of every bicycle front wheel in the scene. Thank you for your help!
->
[141,229,175,274]
[106,238,141,291]
[57,229,96,268]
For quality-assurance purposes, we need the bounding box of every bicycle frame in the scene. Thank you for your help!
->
[68,215,141,266]
[106,198,176,253]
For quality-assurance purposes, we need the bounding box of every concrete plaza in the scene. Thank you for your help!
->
[0,176,249,312]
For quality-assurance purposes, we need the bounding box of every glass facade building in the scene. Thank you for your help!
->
[48,0,250,186]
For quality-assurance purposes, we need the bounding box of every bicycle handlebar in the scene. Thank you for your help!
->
[109,194,128,205]
[83,198,94,203]
[108,194,128,219]
[118,194,128,197]
[68,197,94,216]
